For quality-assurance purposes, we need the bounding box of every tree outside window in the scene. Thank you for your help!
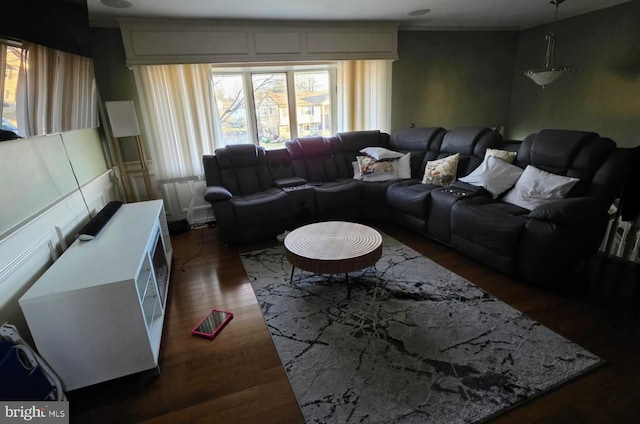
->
[212,66,335,150]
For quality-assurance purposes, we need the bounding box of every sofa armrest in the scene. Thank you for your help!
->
[274,177,307,188]
[203,186,233,202]
[528,197,607,224]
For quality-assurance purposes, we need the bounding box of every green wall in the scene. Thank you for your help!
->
[508,1,640,147]
[94,3,640,148]
[391,30,518,132]
[91,28,144,161]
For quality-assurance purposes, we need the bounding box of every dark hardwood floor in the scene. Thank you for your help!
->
[69,223,640,424]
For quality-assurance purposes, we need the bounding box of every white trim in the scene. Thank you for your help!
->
[0,234,51,287]
[0,169,119,322]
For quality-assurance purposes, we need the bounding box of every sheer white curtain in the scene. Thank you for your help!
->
[133,60,391,180]
[134,64,218,181]
[0,43,5,121]
[17,43,98,137]
[336,60,393,133]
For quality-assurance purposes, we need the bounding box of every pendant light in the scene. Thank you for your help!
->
[524,0,573,88]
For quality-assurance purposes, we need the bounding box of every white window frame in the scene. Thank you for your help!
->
[211,63,337,148]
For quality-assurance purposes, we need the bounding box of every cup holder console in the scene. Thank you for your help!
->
[443,188,468,197]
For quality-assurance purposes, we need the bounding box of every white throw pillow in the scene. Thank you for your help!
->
[485,148,517,164]
[359,146,404,160]
[422,153,459,186]
[502,165,580,210]
[459,155,524,198]
[396,153,411,179]
[352,161,362,179]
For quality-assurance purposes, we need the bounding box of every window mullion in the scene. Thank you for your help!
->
[329,67,337,137]
[244,72,259,145]
[286,71,298,140]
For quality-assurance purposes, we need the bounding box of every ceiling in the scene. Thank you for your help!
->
[87,0,632,30]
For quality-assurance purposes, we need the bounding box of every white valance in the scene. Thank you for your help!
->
[118,18,398,66]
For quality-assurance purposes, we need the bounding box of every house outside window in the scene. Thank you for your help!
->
[0,41,23,137]
[211,64,336,150]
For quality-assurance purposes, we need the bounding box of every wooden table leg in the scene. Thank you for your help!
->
[289,266,296,284]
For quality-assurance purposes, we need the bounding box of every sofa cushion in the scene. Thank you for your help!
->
[515,129,616,197]
[502,165,579,211]
[451,199,529,274]
[528,130,598,169]
[421,153,459,186]
[286,136,342,182]
[360,179,397,208]
[232,188,293,229]
[387,180,439,219]
[438,127,503,176]
[334,131,389,176]
[390,127,446,152]
[215,144,274,195]
[337,130,386,151]
[391,127,447,178]
[313,179,363,219]
[459,155,524,198]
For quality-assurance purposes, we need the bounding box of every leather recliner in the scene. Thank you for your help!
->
[386,127,502,238]
[203,144,296,245]
[450,129,632,283]
[201,127,634,286]
[285,136,364,220]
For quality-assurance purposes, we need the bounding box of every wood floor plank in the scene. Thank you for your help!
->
[68,223,639,424]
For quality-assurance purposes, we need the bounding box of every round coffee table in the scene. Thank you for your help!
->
[284,221,383,299]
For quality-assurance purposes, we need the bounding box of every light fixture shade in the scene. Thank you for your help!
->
[524,0,573,88]
[105,100,141,137]
[525,69,568,88]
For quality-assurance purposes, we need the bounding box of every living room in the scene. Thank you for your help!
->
[1,0,639,422]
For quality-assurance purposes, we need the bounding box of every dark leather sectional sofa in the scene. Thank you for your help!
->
[202,127,633,285]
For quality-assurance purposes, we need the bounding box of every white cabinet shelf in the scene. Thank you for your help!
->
[19,200,173,391]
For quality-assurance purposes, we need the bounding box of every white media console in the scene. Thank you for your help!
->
[19,200,173,391]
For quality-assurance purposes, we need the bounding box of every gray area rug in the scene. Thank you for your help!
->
[240,233,602,423]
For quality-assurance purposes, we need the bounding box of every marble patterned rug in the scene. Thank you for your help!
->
[240,233,602,423]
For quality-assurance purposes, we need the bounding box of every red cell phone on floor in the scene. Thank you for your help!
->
[192,309,233,340]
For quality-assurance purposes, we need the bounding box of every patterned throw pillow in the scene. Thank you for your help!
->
[357,156,395,176]
[421,153,460,186]
[353,153,411,182]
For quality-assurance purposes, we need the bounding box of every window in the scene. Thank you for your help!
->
[0,41,23,136]
[211,65,336,150]
[212,74,249,146]
[0,40,98,138]
[133,60,391,181]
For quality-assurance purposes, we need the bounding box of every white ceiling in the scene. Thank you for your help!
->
[87,0,632,30]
